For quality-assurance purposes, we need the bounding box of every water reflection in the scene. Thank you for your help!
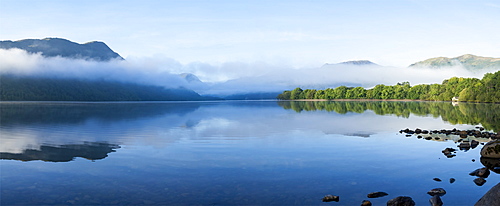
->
[278,101,500,132]
[1,101,499,205]
[0,142,120,162]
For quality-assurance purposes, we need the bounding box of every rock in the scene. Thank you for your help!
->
[361,200,372,206]
[449,178,456,183]
[480,157,500,174]
[322,195,339,202]
[387,196,415,206]
[480,140,500,158]
[427,188,446,196]
[459,142,471,150]
[367,191,388,198]
[433,178,442,182]
[415,128,422,134]
[469,167,491,178]
[429,195,443,206]
[473,177,487,186]
[475,182,500,206]
[424,137,433,140]
[471,140,480,149]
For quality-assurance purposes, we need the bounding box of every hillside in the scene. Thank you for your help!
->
[0,75,209,101]
[0,37,123,61]
[409,54,500,70]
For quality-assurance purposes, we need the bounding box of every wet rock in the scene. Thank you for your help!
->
[425,137,433,140]
[473,177,487,186]
[471,140,480,149]
[427,188,446,196]
[449,178,455,183]
[361,200,372,206]
[442,148,456,157]
[429,195,443,206]
[459,142,471,150]
[469,167,490,178]
[433,178,442,182]
[417,135,422,139]
[475,182,500,206]
[322,195,339,202]
[415,128,422,134]
[480,140,500,158]
[387,196,415,206]
[367,191,388,198]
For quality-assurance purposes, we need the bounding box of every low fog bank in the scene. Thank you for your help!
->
[1,48,497,97]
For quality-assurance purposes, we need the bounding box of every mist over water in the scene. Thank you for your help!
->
[0,48,496,96]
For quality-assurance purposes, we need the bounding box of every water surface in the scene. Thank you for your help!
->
[1,101,499,205]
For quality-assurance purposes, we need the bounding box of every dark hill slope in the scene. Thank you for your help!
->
[0,75,206,101]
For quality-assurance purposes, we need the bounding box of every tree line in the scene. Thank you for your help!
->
[277,71,500,103]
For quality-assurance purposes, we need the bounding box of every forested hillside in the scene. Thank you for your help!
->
[0,75,207,101]
[277,71,500,103]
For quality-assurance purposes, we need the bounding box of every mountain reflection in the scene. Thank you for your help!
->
[0,142,120,162]
[278,101,500,132]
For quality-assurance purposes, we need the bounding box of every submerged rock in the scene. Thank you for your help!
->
[387,196,415,206]
[322,195,339,202]
[481,140,500,158]
[367,192,388,198]
[433,178,442,182]
[475,182,500,206]
[427,188,446,196]
[361,200,372,206]
[429,195,443,206]
[449,178,456,184]
[473,177,487,186]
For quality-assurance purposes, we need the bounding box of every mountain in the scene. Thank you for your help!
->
[409,54,500,70]
[0,37,123,61]
[322,60,379,67]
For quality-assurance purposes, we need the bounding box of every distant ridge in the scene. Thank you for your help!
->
[409,54,500,70]
[0,37,123,61]
[323,60,379,67]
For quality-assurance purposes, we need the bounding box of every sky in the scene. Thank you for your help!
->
[0,0,499,95]
[1,0,499,67]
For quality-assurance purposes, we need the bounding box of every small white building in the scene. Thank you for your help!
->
[452,97,459,102]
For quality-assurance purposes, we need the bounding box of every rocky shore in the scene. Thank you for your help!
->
[321,127,500,205]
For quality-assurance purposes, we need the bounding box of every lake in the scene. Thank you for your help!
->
[1,100,499,205]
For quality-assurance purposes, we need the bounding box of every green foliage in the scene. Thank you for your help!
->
[276,71,500,103]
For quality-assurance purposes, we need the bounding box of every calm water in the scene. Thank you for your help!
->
[1,101,499,205]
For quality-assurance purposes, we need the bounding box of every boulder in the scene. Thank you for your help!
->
[480,157,500,174]
[481,140,500,158]
[429,195,443,206]
[387,196,415,206]
[475,182,500,206]
[322,195,339,202]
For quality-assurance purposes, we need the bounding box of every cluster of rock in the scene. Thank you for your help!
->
[400,127,499,140]
[322,191,421,205]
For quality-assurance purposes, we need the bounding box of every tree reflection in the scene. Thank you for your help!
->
[0,142,120,162]
[277,101,500,132]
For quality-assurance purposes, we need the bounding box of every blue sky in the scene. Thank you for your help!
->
[1,0,499,67]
